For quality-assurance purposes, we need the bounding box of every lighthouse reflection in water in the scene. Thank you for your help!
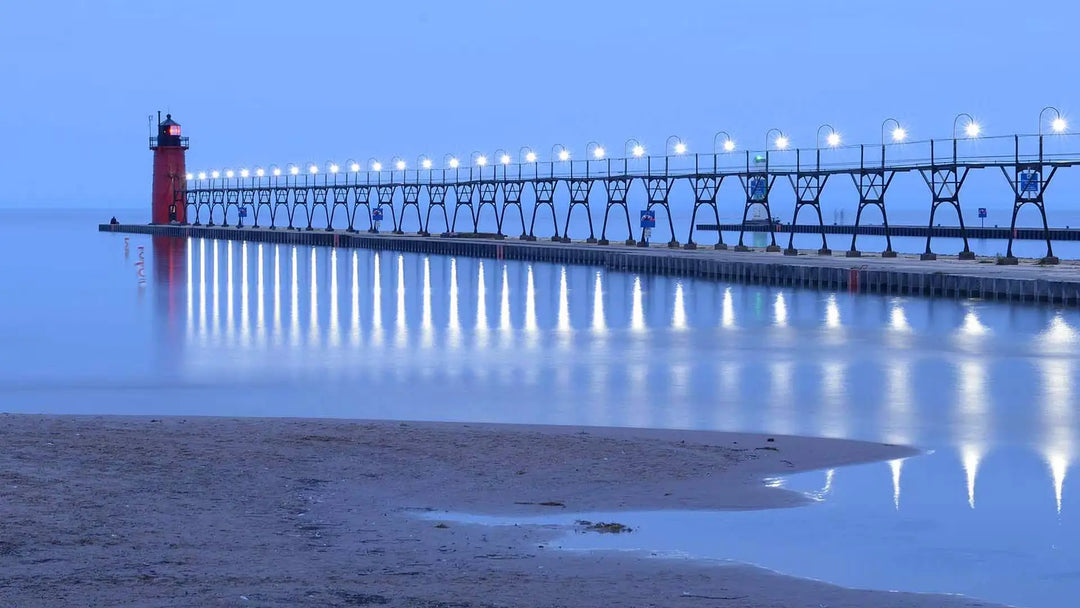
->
[146,235,1078,606]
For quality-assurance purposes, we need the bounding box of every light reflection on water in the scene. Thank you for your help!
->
[45,233,1080,506]
[3,211,1080,607]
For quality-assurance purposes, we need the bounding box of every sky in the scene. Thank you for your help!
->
[1,0,1079,211]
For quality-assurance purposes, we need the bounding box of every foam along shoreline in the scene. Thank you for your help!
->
[0,415,1003,607]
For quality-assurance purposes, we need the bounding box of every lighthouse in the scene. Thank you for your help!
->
[149,113,189,224]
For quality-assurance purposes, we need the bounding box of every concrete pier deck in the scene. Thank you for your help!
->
[100,223,1080,306]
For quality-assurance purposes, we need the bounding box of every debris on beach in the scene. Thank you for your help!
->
[575,520,633,534]
[514,500,566,507]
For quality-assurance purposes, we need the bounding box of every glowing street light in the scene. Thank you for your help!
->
[552,144,569,162]
[587,141,605,160]
[625,138,645,158]
[328,163,339,174]
[713,131,736,153]
[288,165,299,176]
[520,146,536,163]
[954,113,980,139]
[256,168,265,177]
[394,158,406,171]
[421,157,432,169]
[500,153,511,165]
[472,152,488,167]
[817,124,841,149]
[240,168,250,178]
[225,169,235,178]
[370,159,382,171]
[349,160,360,172]
[212,170,221,179]
[765,128,788,151]
[198,171,207,180]
[185,172,194,180]
[448,156,460,169]
[1040,106,1068,135]
[272,167,282,177]
[882,118,906,145]
[308,164,318,174]
[666,135,686,155]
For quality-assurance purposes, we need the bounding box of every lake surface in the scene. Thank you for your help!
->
[3,209,1079,607]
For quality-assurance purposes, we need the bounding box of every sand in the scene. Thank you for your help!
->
[0,415,1002,607]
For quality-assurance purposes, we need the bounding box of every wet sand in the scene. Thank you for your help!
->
[0,415,1001,607]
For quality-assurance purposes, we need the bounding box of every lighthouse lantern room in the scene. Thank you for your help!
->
[149,113,189,224]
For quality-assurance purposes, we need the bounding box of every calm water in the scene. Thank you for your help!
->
[3,209,1080,607]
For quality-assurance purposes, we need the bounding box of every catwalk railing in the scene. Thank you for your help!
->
[177,133,1080,264]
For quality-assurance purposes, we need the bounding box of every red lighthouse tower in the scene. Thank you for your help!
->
[149,113,189,224]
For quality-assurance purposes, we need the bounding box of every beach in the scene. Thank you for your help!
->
[0,415,1000,607]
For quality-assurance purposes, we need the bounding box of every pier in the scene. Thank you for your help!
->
[166,122,1080,264]
[128,112,1080,306]
[102,223,1080,306]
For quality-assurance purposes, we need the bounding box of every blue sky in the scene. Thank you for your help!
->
[1,0,1078,210]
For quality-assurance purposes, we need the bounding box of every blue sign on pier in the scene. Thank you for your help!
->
[1020,170,1040,194]
[640,209,656,228]
[750,176,768,201]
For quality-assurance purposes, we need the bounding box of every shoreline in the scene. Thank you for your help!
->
[0,415,1001,607]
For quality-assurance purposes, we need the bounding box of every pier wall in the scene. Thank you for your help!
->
[100,224,1080,307]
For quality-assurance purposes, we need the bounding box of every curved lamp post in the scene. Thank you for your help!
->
[494,148,510,179]
[765,128,788,151]
[551,143,569,162]
[953,112,980,139]
[326,161,338,183]
[881,118,906,146]
[666,135,686,155]
[625,138,645,158]
[1040,106,1067,135]
[586,141,605,160]
[817,124,841,149]
[519,146,537,163]
[713,131,736,153]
